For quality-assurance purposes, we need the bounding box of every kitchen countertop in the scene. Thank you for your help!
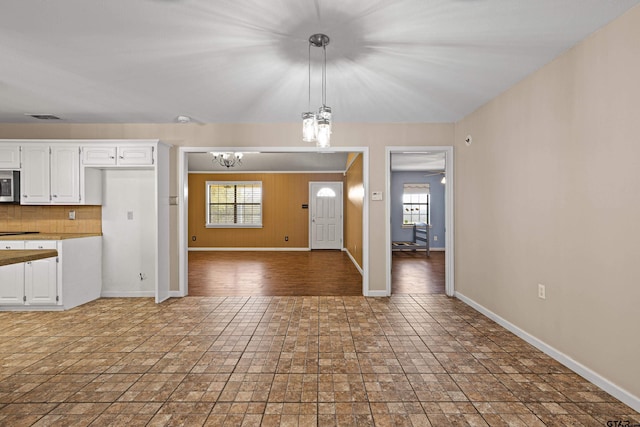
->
[0,233,102,241]
[0,249,58,267]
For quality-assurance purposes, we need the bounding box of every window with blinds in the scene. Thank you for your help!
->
[206,181,262,228]
[402,183,430,225]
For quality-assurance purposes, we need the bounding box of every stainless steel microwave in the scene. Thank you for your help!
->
[0,171,20,203]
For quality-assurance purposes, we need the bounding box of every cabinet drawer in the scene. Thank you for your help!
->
[1,241,25,250]
[25,241,57,250]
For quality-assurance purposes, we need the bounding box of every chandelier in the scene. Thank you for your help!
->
[211,152,243,168]
[302,34,332,148]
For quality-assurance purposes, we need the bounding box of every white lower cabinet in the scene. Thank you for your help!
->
[24,241,58,305]
[0,241,27,305]
[0,263,24,304]
[0,241,57,306]
[0,236,102,311]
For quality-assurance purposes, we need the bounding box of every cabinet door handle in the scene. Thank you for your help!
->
[52,195,58,198]
[110,156,115,159]
[5,246,10,249]
[38,246,44,249]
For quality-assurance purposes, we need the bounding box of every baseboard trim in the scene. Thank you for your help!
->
[0,306,64,312]
[101,291,155,298]
[365,290,389,297]
[343,248,363,275]
[455,291,640,413]
[391,247,445,252]
[188,247,311,252]
[169,290,184,298]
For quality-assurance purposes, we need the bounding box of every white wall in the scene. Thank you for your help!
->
[101,169,156,296]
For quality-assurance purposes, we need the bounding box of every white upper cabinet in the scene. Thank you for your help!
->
[21,145,80,204]
[82,146,117,166]
[0,145,21,169]
[83,145,154,166]
[21,145,51,203]
[117,146,154,165]
[51,146,80,203]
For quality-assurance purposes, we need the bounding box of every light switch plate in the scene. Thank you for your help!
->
[371,191,383,201]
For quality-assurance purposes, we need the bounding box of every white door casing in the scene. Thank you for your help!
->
[310,182,343,250]
[385,146,454,297]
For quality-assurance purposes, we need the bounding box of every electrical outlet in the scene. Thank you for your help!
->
[538,284,546,299]
[68,210,76,220]
[433,235,438,241]
[285,236,289,242]
[191,236,196,241]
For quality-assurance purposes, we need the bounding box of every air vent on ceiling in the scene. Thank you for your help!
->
[25,114,61,120]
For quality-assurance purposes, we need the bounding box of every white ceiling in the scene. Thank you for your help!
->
[187,151,443,172]
[1,0,638,124]
[188,151,350,172]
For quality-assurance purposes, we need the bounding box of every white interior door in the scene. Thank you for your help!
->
[310,182,343,249]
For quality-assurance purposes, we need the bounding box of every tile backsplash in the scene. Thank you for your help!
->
[0,205,102,233]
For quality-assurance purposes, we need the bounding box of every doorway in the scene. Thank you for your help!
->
[385,146,454,296]
[178,147,370,297]
[309,182,343,250]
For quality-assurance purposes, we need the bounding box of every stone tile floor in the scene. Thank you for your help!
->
[0,295,638,426]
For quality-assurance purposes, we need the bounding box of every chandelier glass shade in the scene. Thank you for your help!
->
[301,34,332,147]
[211,152,243,168]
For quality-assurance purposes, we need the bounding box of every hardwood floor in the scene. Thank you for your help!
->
[188,251,362,296]
[188,250,444,297]
[391,250,445,294]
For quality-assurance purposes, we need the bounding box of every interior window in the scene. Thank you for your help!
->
[206,181,262,228]
[402,183,430,225]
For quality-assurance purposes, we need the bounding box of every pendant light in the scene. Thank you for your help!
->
[301,34,332,147]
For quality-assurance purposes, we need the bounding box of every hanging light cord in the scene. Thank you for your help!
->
[308,42,312,111]
[322,44,327,106]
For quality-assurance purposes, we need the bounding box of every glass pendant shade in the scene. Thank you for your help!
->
[441,176,446,184]
[318,105,331,121]
[316,117,331,148]
[301,34,332,147]
[302,112,317,142]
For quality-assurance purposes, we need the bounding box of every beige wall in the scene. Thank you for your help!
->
[0,123,454,293]
[188,172,343,248]
[455,5,640,400]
